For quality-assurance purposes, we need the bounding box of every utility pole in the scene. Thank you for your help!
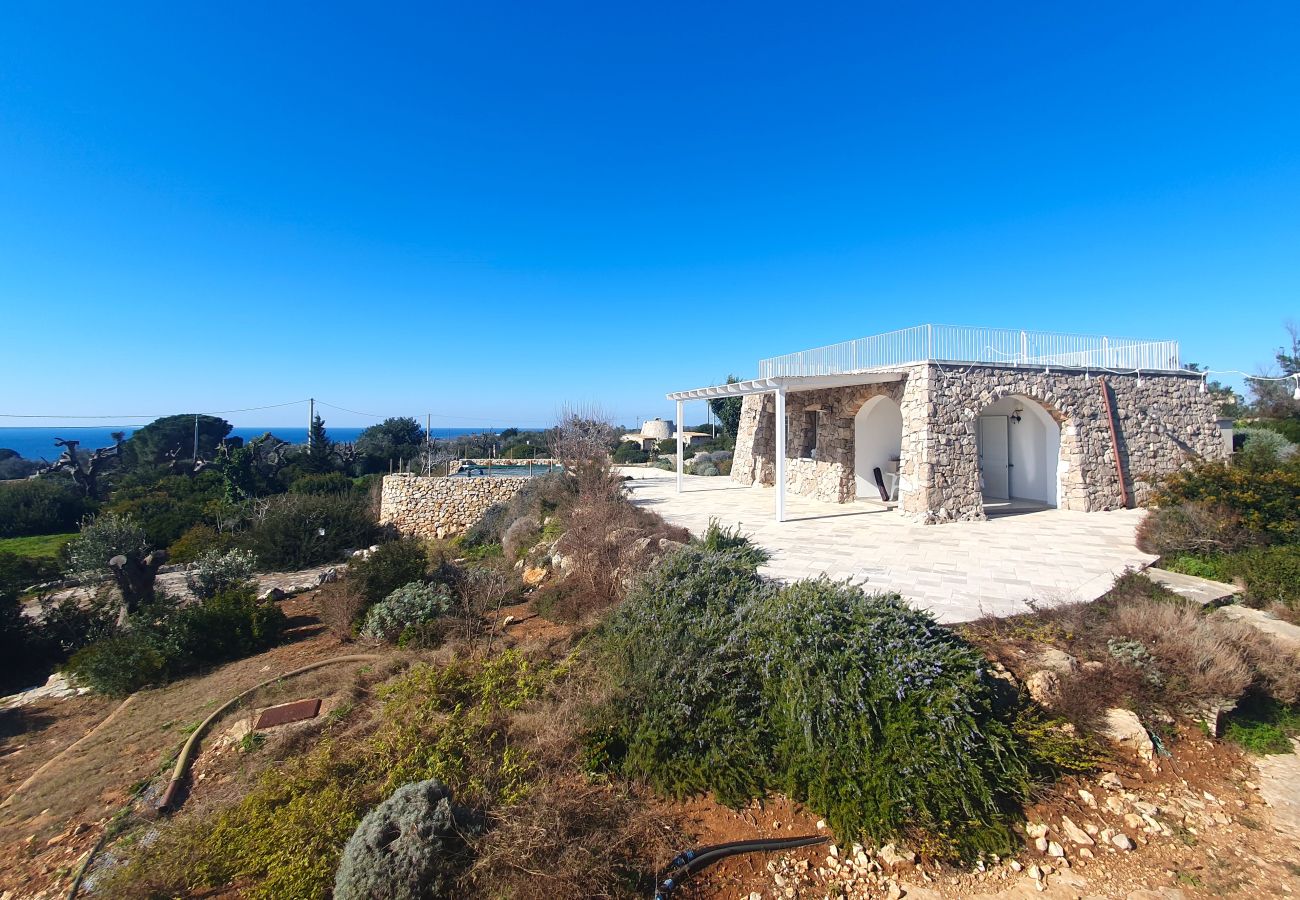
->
[193,413,200,461]
[308,398,315,450]
[426,413,431,447]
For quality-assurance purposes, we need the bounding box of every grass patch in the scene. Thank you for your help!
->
[1222,695,1300,755]
[0,532,75,560]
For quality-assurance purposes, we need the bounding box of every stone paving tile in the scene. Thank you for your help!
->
[621,467,1156,623]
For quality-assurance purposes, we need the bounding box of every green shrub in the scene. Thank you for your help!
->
[1253,417,1300,445]
[185,548,257,599]
[66,628,169,696]
[334,779,471,900]
[0,549,60,595]
[750,580,1031,857]
[612,442,649,464]
[0,478,92,538]
[349,540,428,604]
[63,511,151,582]
[595,544,773,804]
[361,582,452,642]
[163,585,286,668]
[290,472,357,495]
[66,586,287,695]
[242,491,378,570]
[696,520,770,569]
[1165,554,1236,582]
[105,471,227,549]
[597,542,1037,859]
[1235,427,1296,470]
[1156,458,1300,544]
[1167,545,1300,609]
[167,523,235,562]
[501,515,541,562]
[1234,545,1300,608]
[1222,695,1300,755]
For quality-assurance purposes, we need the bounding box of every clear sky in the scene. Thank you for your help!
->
[2,2,1297,429]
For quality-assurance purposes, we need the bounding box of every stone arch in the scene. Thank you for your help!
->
[974,393,1066,507]
[853,395,903,500]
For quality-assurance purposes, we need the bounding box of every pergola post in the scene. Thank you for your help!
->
[675,398,684,493]
[774,386,786,522]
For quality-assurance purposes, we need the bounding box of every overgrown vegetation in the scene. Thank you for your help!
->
[593,538,1051,859]
[0,477,91,538]
[1138,431,1300,615]
[962,572,1300,736]
[66,585,287,694]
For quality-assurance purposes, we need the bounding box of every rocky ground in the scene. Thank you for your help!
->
[688,732,1300,899]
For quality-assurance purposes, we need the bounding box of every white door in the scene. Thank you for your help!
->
[979,416,1010,499]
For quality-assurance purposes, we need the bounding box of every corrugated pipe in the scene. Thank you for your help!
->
[66,654,386,900]
[157,653,386,811]
[655,835,828,898]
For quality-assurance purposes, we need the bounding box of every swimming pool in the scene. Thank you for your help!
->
[449,462,561,478]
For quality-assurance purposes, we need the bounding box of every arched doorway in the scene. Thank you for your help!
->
[977,395,1061,508]
[854,396,903,500]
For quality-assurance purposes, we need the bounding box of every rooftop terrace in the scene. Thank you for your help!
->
[757,324,1181,379]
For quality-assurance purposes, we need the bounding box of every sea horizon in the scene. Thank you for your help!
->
[0,425,540,461]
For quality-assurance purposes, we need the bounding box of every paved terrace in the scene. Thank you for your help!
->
[621,467,1156,623]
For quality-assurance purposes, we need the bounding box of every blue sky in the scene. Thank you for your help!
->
[2,2,1297,429]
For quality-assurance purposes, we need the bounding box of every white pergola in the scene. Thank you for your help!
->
[666,371,904,522]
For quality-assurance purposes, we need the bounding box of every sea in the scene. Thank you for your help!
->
[0,426,500,461]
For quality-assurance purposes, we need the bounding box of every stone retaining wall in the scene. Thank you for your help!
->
[380,474,529,539]
[731,363,1226,523]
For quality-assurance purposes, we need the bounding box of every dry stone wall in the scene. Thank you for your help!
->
[380,474,529,539]
[731,363,1225,523]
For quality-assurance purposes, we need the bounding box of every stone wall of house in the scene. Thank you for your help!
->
[380,474,530,539]
[731,379,908,503]
[731,364,1225,523]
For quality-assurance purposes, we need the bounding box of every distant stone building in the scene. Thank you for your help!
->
[666,325,1228,524]
[621,418,711,452]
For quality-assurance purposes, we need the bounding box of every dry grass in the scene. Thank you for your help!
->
[962,572,1300,731]
[461,655,683,898]
[1135,500,1259,558]
[554,463,689,611]
[315,579,368,641]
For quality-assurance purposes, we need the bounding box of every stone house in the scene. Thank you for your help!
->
[666,325,1228,524]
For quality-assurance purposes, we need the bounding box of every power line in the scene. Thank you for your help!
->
[0,399,310,419]
[314,400,521,424]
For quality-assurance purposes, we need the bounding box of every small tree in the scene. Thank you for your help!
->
[1248,322,1300,418]
[548,404,619,468]
[708,375,744,437]
[126,415,232,468]
[303,414,337,473]
[64,513,165,620]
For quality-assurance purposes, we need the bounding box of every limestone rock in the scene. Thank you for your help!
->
[1111,833,1136,851]
[1034,647,1078,675]
[1060,816,1094,846]
[1025,670,1063,708]
[1100,709,1155,762]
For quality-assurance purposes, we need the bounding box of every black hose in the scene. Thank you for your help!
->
[654,834,827,898]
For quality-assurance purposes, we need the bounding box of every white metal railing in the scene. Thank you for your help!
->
[757,324,1181,378]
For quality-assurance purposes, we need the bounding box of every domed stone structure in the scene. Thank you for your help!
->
[639,418,673,441]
